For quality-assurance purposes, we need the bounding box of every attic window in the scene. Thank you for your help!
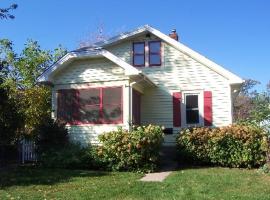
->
[149,41,161,66]
[133,42,145,67]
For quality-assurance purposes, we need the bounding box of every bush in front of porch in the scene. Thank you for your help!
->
[94,125,164,172]
[34,120,164,172]
[176,124,268,168]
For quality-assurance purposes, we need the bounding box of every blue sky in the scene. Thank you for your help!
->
[1,0,269,90]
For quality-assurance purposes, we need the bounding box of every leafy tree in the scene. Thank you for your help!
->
[18,86,52,135]
[234,79,270,130]
[5,40,67,89]
[0,4,18,20]
[0,38,67,141]
[233,79,260,121]
[0,84,23,145]
[0,39,15,80]
[250,92,270,127]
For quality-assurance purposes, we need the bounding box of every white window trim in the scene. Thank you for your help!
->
[181,90,204,127]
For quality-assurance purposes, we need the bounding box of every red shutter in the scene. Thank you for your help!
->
[204,91,213,126]
[173,92,181,127]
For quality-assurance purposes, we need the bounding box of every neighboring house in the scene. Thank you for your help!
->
[37,25,243,146]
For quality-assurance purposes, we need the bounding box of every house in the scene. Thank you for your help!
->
[37,25,243,146]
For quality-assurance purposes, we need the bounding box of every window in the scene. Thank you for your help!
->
[57,89,78,123]
[57,87,122,124]
[102,87,122,123]
[133,42,145,66]
[149,41,161,66]
[185,94,199,124]
[78,88,100,123]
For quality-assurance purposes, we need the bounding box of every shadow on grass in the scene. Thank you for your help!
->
[0,166,107,188]
[158,145,215,172]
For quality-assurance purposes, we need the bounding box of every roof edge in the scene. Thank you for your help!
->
[37,49,144,83]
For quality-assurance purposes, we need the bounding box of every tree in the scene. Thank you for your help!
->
[233,79,260,121]
[7,40,67,89]
[239,79,260,96]
[234,79,270,129]
[0,39,15,80]
[0,84,23,145]
[250,92,270,124]
[0,4,18,20]
[0,38,67,141]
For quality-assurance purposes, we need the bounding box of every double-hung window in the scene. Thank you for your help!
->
[185,94,200,124]
[133,41,162,67]
[133,42,145,67]
[149,41,161,66]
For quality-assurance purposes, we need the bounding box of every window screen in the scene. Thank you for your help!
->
[102,87,122,123]
[186,94,199,124]
[57,89,77,123]
[78,89,100,123]
[57,87,122,124]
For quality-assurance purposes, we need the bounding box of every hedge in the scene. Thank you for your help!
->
[95,125,164,172]
[177,125,268,168]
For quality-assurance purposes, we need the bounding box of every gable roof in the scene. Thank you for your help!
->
[38,25,243,86]
[37,48,155,86]
[93,25,243,85]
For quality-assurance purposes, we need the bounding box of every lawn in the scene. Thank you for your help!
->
[1,167,270,200]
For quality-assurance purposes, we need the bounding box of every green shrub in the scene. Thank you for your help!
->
[38,143,92,169]
[34,118,69,154]
[34,119,96,169]
[96,125,164,172]
[177,125,268,168]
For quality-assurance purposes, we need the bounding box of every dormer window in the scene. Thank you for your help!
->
[133,42,145,67]
[149,41,161,66]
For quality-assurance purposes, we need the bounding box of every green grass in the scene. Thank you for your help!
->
[1,167,270,200]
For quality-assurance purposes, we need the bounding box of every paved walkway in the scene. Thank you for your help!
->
[140,171,172,182]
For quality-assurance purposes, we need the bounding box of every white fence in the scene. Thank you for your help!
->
[21,139,37,164]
